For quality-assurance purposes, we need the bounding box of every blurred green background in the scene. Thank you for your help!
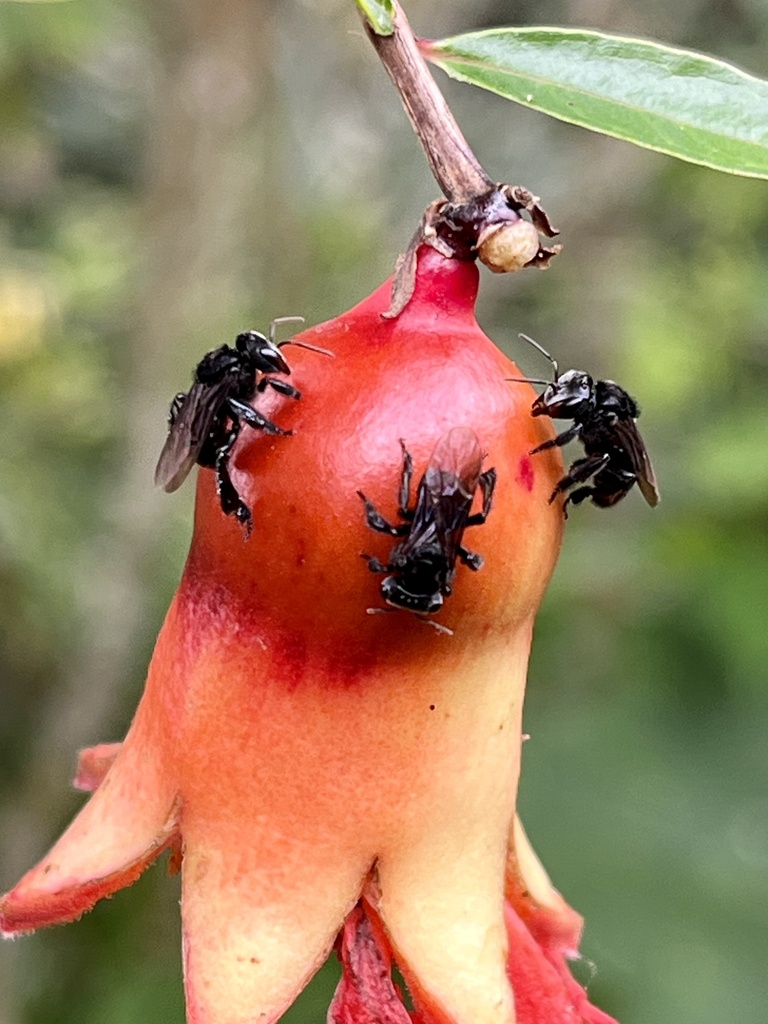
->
[1,1,766,1022]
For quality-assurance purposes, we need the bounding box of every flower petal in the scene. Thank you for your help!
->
[375,812,514,1024]
[506,816,583,959]
[180,827,370,1024]
[368,632,537,1024]
[505,903,618,1024]
[329,902,412,1024]
[1,733,178,935]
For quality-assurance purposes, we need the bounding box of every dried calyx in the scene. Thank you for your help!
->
[386,185,560,317]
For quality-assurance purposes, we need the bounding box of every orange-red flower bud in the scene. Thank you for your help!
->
[1,247,616,1024]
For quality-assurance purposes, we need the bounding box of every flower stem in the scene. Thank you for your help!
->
[360,0,493,204]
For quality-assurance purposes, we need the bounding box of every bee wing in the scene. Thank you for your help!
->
[424,427,484,559]
[613,418,660,507]
[425,427,483,500]
[154,381,229,492]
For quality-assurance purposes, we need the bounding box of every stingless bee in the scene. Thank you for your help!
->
[509,334,659,514]
[155,317,331,534]
[358,426,496,624]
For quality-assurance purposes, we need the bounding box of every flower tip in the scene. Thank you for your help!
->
[1,771,181,938]
[1,876,110,935]
[0,845,168,936]
[73,742,122,792]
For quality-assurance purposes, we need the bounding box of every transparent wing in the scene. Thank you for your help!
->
[424,426,483,501]
[423,427,484,561]
[613,418,660,507]
[154,381,229,493]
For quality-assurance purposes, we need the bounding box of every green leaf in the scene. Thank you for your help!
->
[353,0,394,36]
[421,28,768,179]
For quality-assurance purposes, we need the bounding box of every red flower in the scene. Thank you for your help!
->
[1,247,616,1024]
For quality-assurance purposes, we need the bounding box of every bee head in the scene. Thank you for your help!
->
[235,331,292,376]
[532,369,594,419]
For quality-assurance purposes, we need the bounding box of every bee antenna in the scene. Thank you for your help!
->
[506,377,552,386]
[268,315,334,358]
[518,333,559,379]
[268,315,305,345]
[280,339,335,358]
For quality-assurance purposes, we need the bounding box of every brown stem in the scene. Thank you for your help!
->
[362,1,492,204]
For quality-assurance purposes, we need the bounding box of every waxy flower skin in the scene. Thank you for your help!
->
[1,247,617,1024]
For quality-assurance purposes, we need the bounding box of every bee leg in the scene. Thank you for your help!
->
[397,440,415,520]
[467,467,497,526]
[257,376,302,400]
[360,554,391,574]
[458,547,484,571]
[217,465,253,536]
[357,491,410,536]
[530,423,582,455]
[227,398,292,436]
[549,453,610,505]
[215,421,253,536]
[565,487,594,512]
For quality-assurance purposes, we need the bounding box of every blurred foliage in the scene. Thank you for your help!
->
[0,2,767,1024]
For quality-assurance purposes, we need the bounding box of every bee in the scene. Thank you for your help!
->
[155,317,331,534]
[358,427,496,623]
[509,334,659,514]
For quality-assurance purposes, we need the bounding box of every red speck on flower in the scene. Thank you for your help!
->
[517,456,535,493]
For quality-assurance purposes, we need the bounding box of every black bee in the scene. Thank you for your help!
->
[510,334,659,514]
[155,317,330,534]
[358,427,496,622]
